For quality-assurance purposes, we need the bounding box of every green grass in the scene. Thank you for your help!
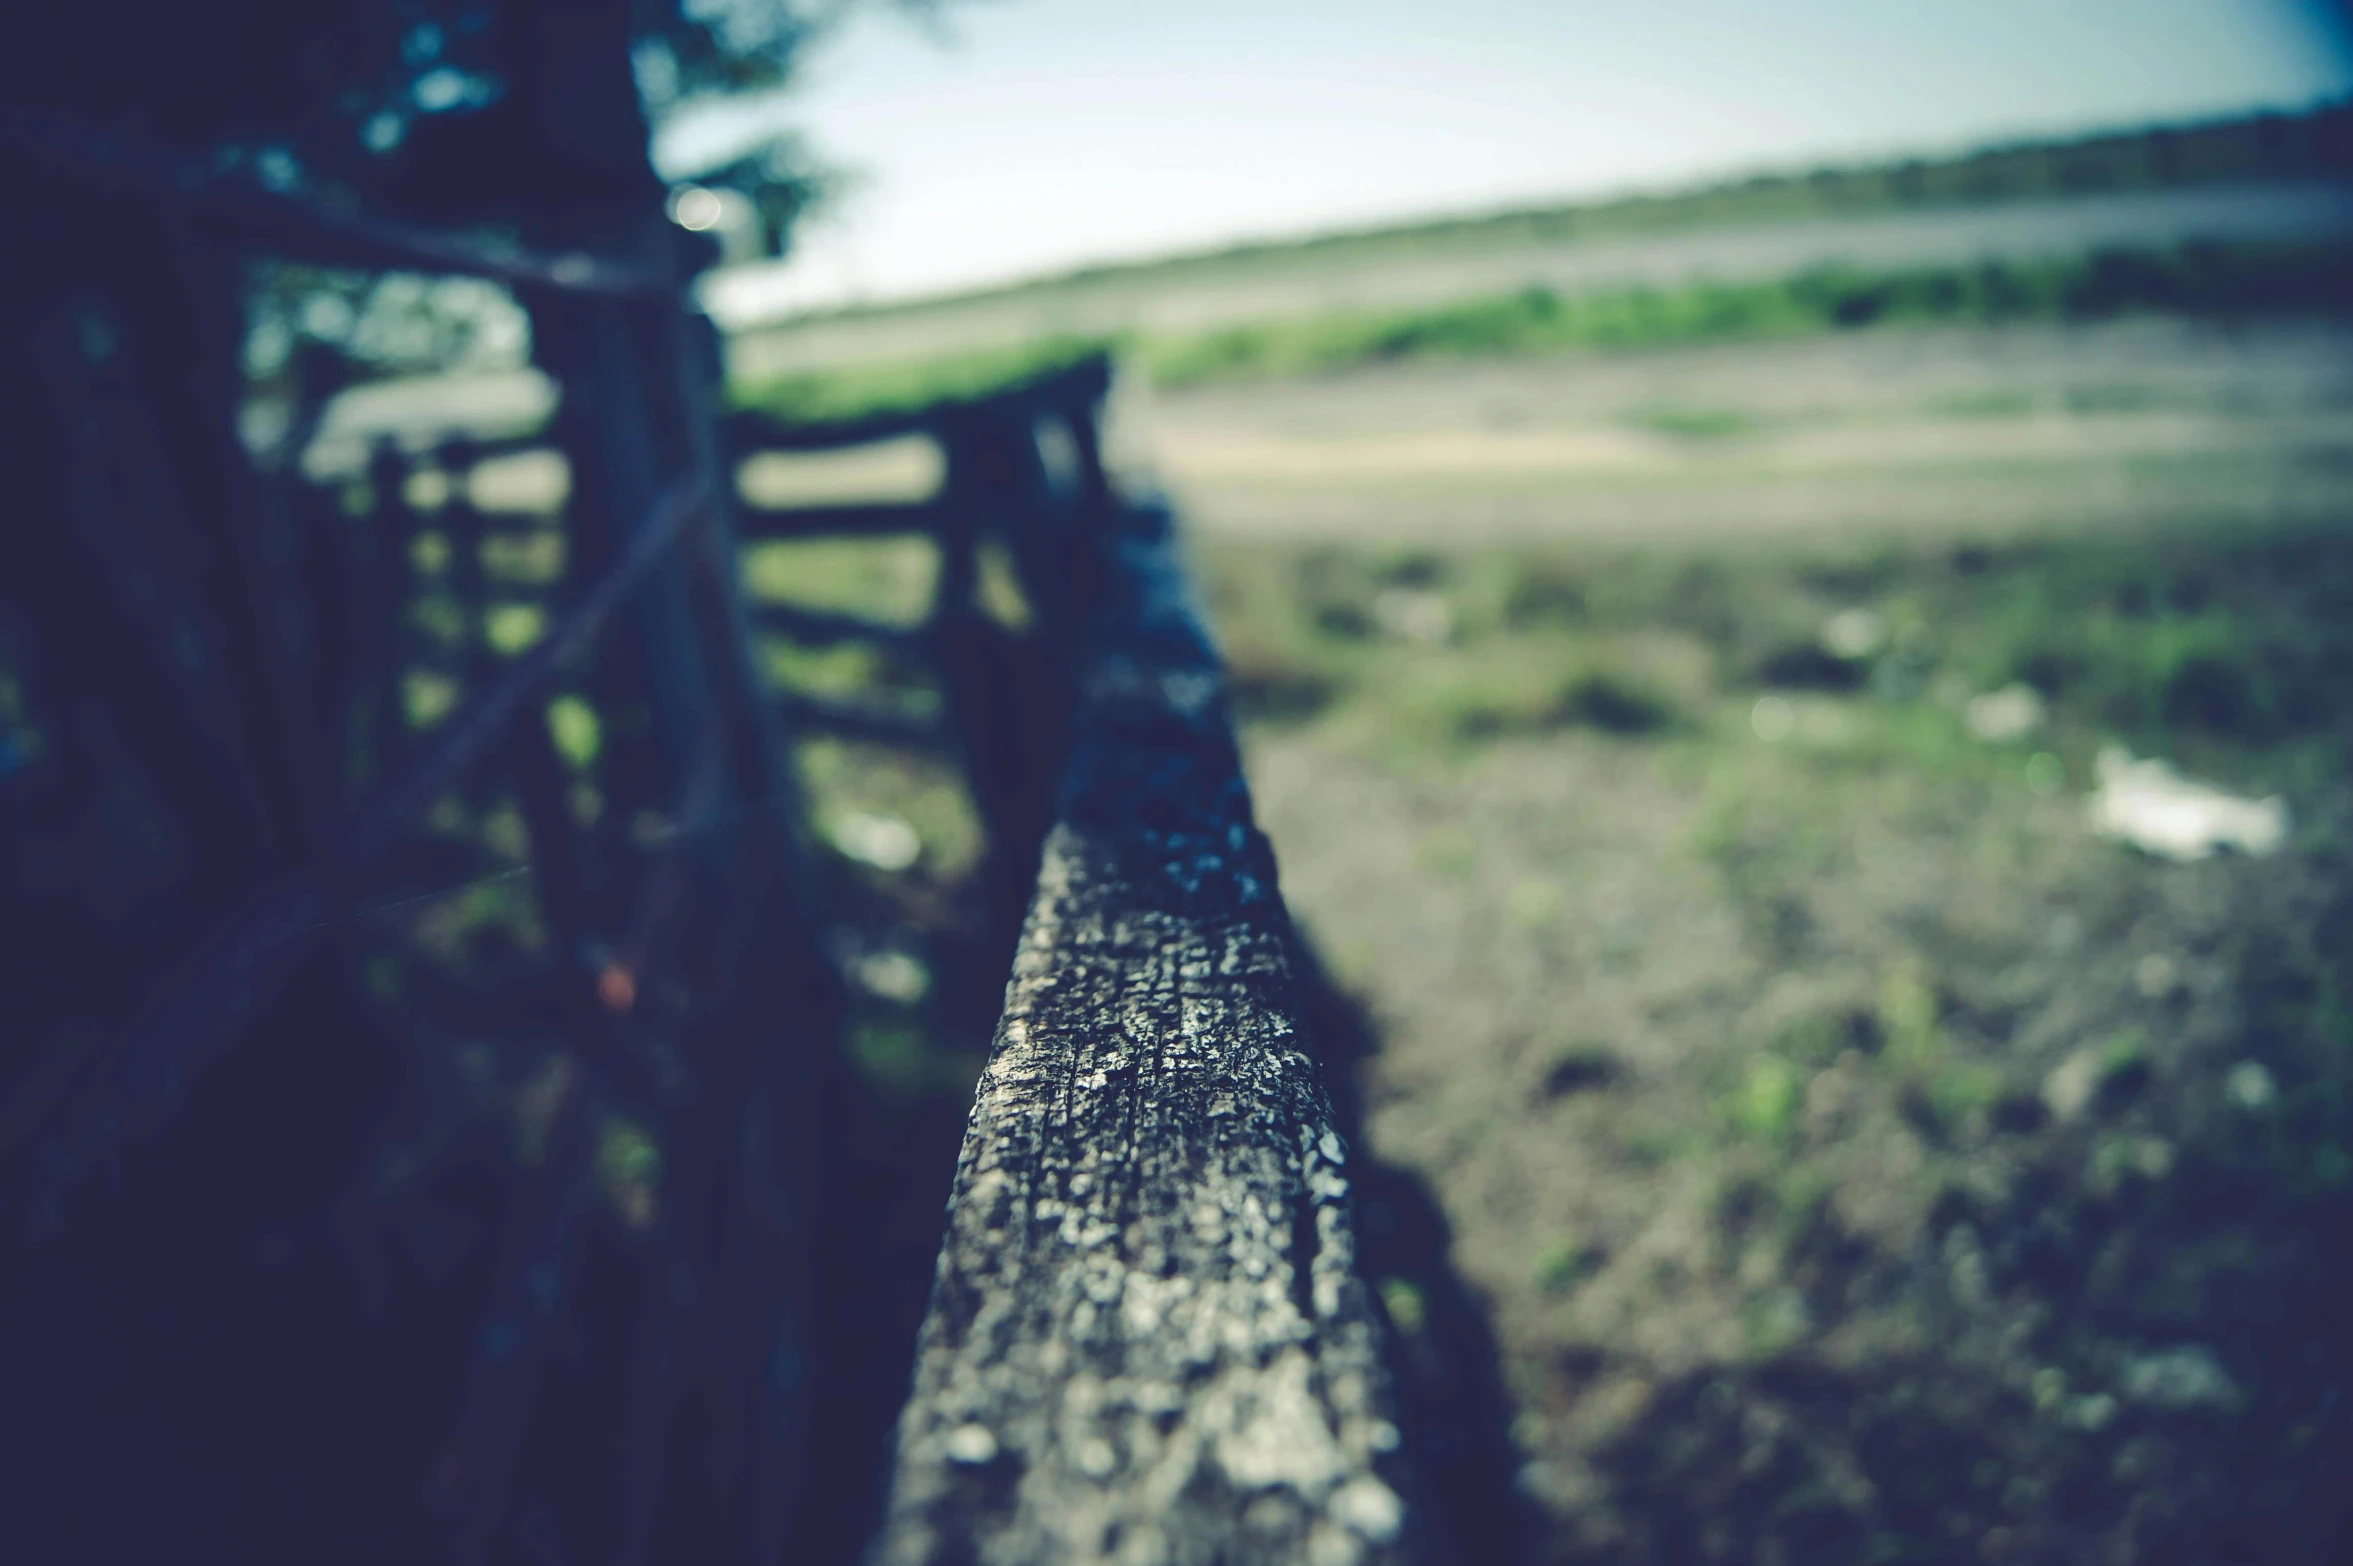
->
[1198,524,2353,795]
[1208,521,2353,1558]
[733,239,2353,421]
[1140,239,2353,387]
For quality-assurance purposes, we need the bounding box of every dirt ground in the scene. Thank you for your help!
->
[1104,315,2353,1562]
[1249,708,2347,1563]
[1193,500,2353,1562]
[1143,317,2353,543]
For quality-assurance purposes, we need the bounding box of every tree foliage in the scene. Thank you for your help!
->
[9,0,887,238]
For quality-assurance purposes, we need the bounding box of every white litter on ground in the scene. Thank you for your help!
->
[2087,745,2287,862]
[1965,682,2045,743]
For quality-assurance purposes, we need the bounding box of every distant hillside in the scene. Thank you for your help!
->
[756,99,2353,330]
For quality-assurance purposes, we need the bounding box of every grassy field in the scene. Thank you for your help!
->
[1206,522,2353,1562]
[1136,239,2353,389]
[732,238,2353,421]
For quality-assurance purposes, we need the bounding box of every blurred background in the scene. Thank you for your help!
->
[7,1,2353,1561]
[691,5,2353,1556]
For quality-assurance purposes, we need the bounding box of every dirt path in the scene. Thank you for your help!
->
[1243,689,2346,1562]
[1142,318,2353,543]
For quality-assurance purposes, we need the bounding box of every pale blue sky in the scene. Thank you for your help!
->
[662,0,2352,309]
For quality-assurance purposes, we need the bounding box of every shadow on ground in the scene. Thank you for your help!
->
[1298,941,1545,1565]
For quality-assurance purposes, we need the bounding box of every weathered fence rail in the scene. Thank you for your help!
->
[878,497,1411,1566]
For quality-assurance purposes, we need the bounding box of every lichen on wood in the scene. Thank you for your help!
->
[877,510,1412,1566]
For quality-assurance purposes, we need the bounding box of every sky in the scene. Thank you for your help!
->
[658,0,2353,313]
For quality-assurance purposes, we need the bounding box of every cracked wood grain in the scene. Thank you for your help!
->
[876,506,1413,1566]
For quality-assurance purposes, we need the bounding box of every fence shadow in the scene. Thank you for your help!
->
[1295,938,1543,1565]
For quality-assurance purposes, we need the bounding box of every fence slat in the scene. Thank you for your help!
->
[877,506,1413,1566]
[19,477,709,1213]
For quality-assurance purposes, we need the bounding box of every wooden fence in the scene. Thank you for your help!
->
[0,115,1412,1562]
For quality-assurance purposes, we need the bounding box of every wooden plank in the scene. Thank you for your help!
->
[928,408,1075,978]
[877,504,1414,1566]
